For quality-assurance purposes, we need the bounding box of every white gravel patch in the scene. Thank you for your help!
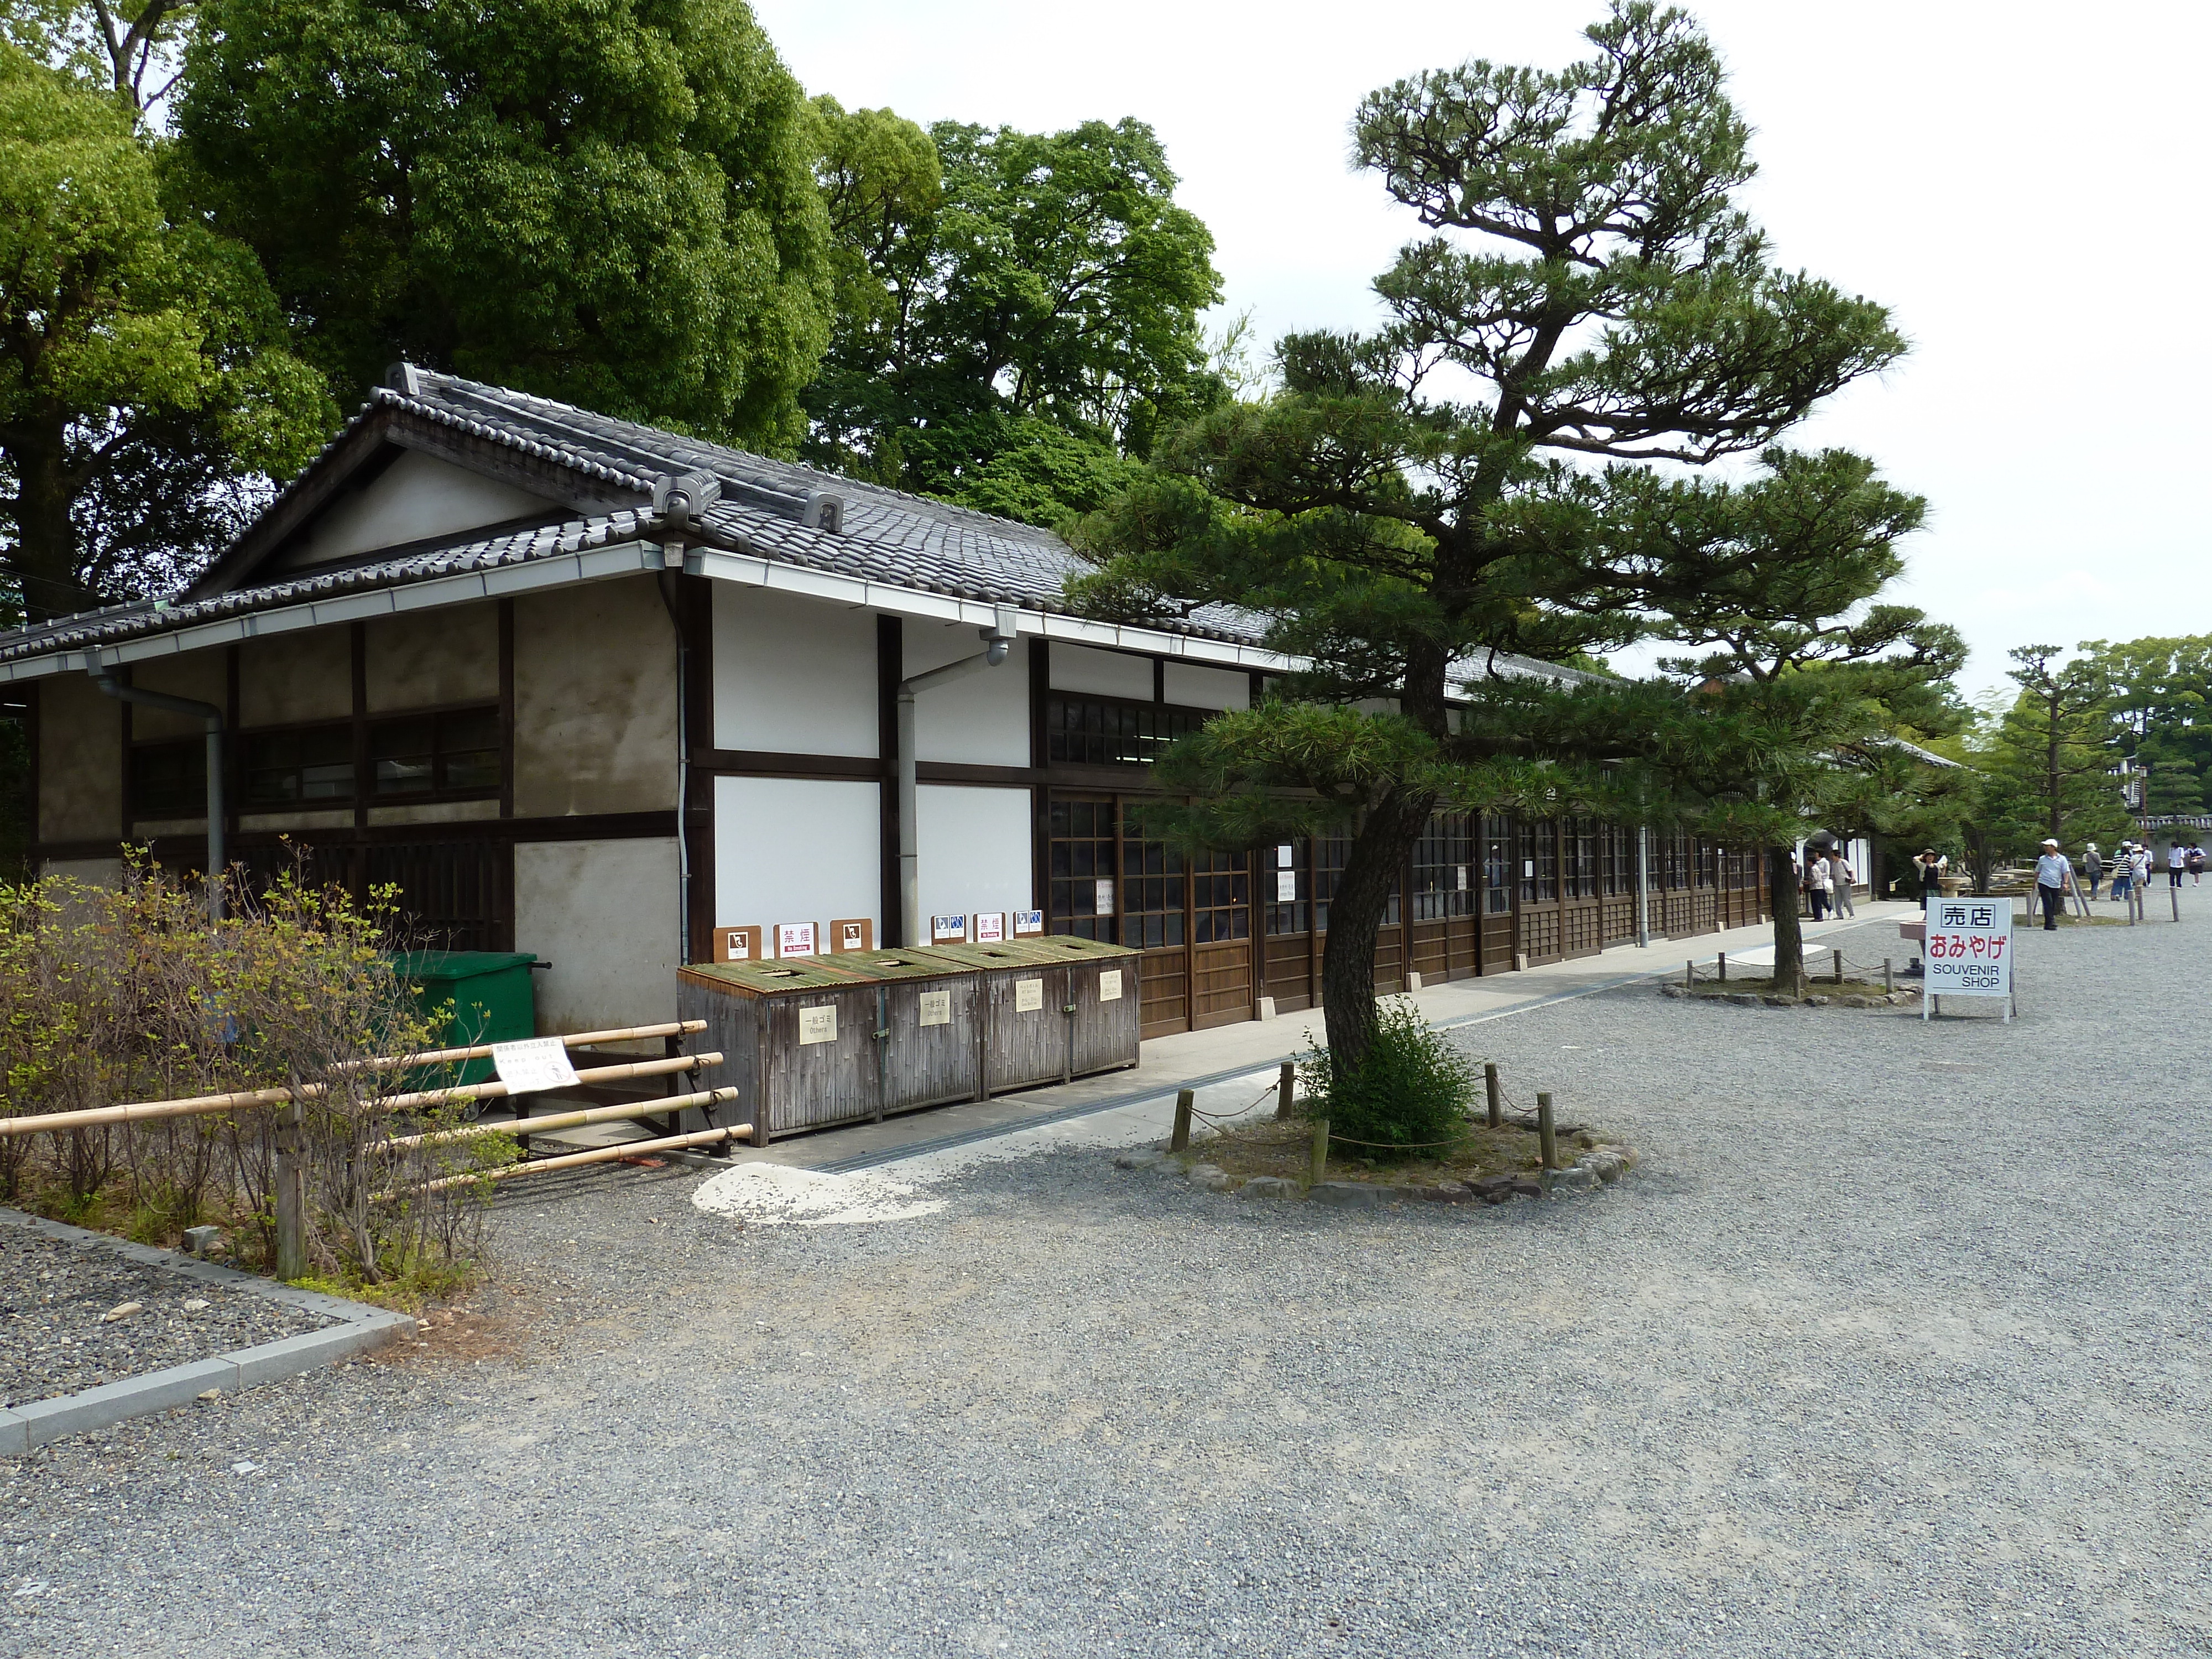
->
[692,1163,945,1227]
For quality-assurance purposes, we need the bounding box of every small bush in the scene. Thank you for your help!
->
[1297,997,1474,1159]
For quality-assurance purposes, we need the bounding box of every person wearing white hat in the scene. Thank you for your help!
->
[2034,838,2069,930]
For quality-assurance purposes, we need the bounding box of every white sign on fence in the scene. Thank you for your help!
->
[798,1005,838,1045]
[1923,895,2013,1020]
[1013,978,1045,1013]
[917,990,952,1027]
[1098,969,1123,1003]
[491,1037,580,1095]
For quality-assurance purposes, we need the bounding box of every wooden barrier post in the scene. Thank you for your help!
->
[1833,948,1844,985]
[1684,960,1694,987]
[1170,1088,1193,1153]
[1275,1060,1296,1121]
[1537,1092,1557,1172]
[273,1099,305,1282]
[1310,1115,1329,1186]
[1884,958,1893,994]
[2173,881,2182,923]
[1717,953,1727,983]
[1484,1062,1502,1129]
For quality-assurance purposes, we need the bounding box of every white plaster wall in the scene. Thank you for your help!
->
[713,775,882,936]
[40,857,123,889]
[905,628,1029,765]
[712,585,878,758]
[514,838,680,1033]
[1163,660,1250,712]
[1049,642,1152,700]
[917,784,1033,923]
[291,451,554,568]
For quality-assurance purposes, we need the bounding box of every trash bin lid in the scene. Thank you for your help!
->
[677,958,873,994]
[388,950,540,983]
[826,948,975,982]
[908,939,1080,971]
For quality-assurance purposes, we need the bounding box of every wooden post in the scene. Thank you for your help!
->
[1684,959,1693,986]
[1310,1115,1329,1186]
[2173,881,2182,923]
[1484,1061,1501,1129]
[1884,957,1893,994]
[1170,1088,1193,1152]
[273,1099,306,1282]
[1275,1060,1296,1121]
[1537,1092,1557,1172]
[1717,952,1726,982]
[1832,948,1843,985]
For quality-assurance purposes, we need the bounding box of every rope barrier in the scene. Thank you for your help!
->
[1184,1079,1279,1127]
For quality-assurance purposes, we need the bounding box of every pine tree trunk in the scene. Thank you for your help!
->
[1317,785,1435,1072]
[1767,844,1808,998]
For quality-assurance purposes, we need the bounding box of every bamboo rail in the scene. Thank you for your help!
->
[0,1053,719,1138]
[374,1086,742,1151]
[379,1123,751,1200]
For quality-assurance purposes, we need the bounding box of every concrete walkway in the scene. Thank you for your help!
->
[693,899,1921,1175]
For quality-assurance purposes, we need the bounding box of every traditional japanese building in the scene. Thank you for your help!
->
[1,369,1769,1039]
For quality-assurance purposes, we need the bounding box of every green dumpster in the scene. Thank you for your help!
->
[389,951,539,1084]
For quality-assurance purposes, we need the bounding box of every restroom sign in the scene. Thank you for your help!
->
[931,914,967,943]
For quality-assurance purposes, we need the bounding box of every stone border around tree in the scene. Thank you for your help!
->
[0,1209,414,1453]
[1658,982,1923,1010]
[1111,1142,1636,1206]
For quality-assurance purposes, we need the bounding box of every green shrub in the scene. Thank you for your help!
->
[1296,997,1474,1159]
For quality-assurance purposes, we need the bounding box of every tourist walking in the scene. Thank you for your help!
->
[2083,842,2104,899]
[1916,849,1945,913]
[1806,850,1833,921]
[2169,839,2188,889]
[2034,839,2069,930]
[1829,849,1856,917]
[2111,843,2134,905]
[2190,842,2205,886]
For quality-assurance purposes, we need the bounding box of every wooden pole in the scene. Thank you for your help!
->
[1884,958,1893,994]
[1484,1061,1502,1129]
[1310,1115,1329,1186]
[273,1098,305,1281]
[375,1087,746,1151]
[1170,1088,1193,1152]
[1684,959,1693,986]
[380,1124,749,1199]
[1717,952,1726,983]
[0,1053,719,1139]
[1832,948,1843,985]
[1537,1092,1557,1172]
[1275,1060,1296,1121]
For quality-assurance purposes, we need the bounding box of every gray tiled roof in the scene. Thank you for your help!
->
[0,369,1592,688]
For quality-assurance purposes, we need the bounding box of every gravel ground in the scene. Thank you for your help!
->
[0,1232,333,1406]
[3,911,2206,1657]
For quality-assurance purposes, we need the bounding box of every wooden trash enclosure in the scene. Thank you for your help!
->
[676,937,1141,1143]
[677,957,882,1145]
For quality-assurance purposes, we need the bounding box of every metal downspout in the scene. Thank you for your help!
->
[897,607,1018,947]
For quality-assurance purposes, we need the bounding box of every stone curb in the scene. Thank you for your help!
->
[0,1208,413,1453]
[1113,1145,1636,1207]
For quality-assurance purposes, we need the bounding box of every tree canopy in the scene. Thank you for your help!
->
[1068,1,1913,1058]
[0,43,329,619]
[175,0,833,450]
[803,103,1222,524]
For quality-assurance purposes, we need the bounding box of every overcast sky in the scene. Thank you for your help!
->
[753,1,2211,698]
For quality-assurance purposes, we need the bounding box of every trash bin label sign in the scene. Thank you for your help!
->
[1012,909,1044,936]
[1924,900,2011,998]
[491,1037,580,1095]
[799,1005,839,1045]
[931,914,967,943]
[917,990,952,1027]
[1014,978,1045,1013]
[1099,969,1123,1003]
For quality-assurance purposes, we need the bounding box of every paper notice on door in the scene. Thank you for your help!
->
[917,990,952,1027]
[1275,869,1296,902]
[491,1037,580,1095]
[1098,969,1123,1003]
[798,1005,838,1045]
[1014,978,1044,1013]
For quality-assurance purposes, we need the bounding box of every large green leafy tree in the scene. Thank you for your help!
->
[0,42,329,620]
[176,0,832,450]
[2088,635,2211,823]
[1979,646,2128,857]
[1067,2,1903,1063]
[803,105,1221,524]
